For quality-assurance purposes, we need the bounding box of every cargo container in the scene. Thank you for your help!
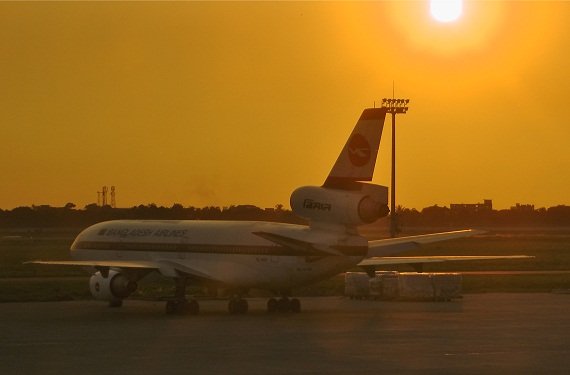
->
[370,271,399,300]
[397,273,435,301]
[381,273,400,300]
[344,272,370,299]
[368,277,382,299]
[345,272,462,302]
[397,273,462,301]
[432,273,462,301]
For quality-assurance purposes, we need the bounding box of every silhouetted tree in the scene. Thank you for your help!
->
[1,202,569,230]
[421,205,450,227]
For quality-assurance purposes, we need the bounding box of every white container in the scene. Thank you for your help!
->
[368,277,383,299]
[346,271,462,302]
[397,273,435,301]
[432,273,462,301]
[344,272,370,299]
[372,271,399,300]
[397,273,462,301]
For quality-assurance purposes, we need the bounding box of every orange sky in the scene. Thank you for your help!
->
[0,1,568,210]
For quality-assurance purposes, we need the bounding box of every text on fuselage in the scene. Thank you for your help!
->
[98,228,188,238]
[303,199,332,211]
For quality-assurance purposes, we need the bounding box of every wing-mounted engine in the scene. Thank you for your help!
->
[290,182,389,228]
[89,270,138,302]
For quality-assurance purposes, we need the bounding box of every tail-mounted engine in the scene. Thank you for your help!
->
[290,183,389,227]
[89,270,138,301]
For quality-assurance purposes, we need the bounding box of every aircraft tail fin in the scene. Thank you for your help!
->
[324,108,387,189]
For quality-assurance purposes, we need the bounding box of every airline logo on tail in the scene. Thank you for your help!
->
[324,108,387,188]
[347,134,371,167]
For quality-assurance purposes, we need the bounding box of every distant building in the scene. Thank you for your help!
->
[450,199,493,214]
[510,203,535,212]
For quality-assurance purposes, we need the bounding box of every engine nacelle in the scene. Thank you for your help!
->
[89,270,138,301]
[290,183,389,227]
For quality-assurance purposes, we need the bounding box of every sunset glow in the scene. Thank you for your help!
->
[0,2,568,210]
[430,0,463,23]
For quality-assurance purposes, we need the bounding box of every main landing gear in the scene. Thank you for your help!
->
[165,277,199,315]
[228,296,249,315]
[163,279,301,315]
[267,297,301,313]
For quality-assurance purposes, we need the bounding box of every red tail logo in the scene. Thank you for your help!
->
[347,134,371,166]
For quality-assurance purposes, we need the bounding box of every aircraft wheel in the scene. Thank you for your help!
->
[237,299,248,314]
[290,298,301,313]
[267,298,278,313]
[166,300,178,314]
[187,299,200,315]
[228,299,238,314]
[229,298,248,315]
[277,297,291,313]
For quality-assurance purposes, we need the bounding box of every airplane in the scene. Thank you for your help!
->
[29,107,529,315]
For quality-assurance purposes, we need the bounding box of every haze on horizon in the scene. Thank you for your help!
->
[1,1,568,211]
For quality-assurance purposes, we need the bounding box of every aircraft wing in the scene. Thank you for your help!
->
[26,260,160,269]
[26,260,213,280]
[366,229,482,257]
[361,229,532,271]
[358,255,532,267]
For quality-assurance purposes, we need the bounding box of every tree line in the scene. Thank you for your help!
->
[0,202,569,229]
[395,204,570,228]
[0,203,302,229]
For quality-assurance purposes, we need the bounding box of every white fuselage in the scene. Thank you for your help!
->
[71,220,368,290]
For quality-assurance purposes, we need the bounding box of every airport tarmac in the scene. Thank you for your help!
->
[1,294,569,374]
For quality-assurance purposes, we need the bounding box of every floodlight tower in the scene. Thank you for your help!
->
[102,186,108,207]
[381,98,410,237]
[110,186,116,208]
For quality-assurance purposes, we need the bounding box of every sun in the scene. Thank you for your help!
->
[430,0,463,23]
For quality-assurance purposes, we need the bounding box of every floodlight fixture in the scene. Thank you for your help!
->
[381,97,410,115]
